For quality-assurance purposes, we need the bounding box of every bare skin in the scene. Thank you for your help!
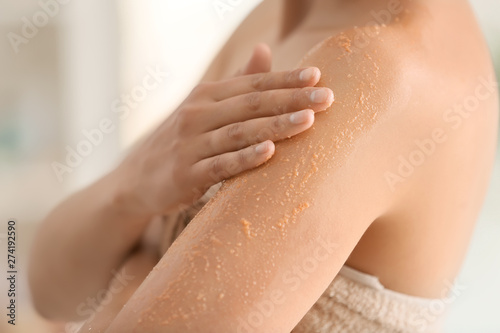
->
[42,0,499,331]
[28,44,333,320]
[195,0,499,300]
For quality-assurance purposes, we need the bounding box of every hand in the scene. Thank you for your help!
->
[112,44,334,217]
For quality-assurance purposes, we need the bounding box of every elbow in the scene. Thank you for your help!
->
[28,264,58,320]
[28,257,77,321]
[29,276,80,321]
[30,288,58,321]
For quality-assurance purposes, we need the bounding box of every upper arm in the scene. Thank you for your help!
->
[108,31,416,332]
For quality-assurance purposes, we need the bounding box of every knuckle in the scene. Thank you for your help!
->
[237,149,249,167]
[169,137,183,153]
[210,155,224,176]
[271,115,285,133]
[250,74,265,91]
[171,161,185,184]
[170,154,189,184]
[245,92,261,112]
[175,106,197,134]
[226,122,244,142]
[191,82,211,96]
[292,88,302,104]
[272,103,285,116]
[285,70,296,84]
[225,157,241,175]
[206,133,216,153]
[256,127,274,141]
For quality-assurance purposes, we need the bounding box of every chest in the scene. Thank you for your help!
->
[217,17,339,78]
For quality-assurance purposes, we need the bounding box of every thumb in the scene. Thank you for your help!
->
[234,43,272,77]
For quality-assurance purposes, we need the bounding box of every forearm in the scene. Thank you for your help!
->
[28,170,152,320]
[77,247,158,333]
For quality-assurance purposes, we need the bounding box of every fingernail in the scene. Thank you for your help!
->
[310,88,333,104]
[290,109,312,124]
[299,67,317,82]
[255,141,269,154]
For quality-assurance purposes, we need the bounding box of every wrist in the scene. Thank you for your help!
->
[100,168,154,226]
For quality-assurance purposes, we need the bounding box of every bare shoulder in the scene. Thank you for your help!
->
[299,1,498,125]
[295,2,498,209]
[298,25,415,128]
[295,4,499,295]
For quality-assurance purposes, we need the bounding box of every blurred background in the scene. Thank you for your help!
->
[0,1,498,332]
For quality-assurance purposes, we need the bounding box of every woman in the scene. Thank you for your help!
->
[29,0,498,332]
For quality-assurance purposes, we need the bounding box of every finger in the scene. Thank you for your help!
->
[242,43,272,75]
[233,43,272,77]
[192,140,275,186]
[210,67,321,101]
[194,109,315,160]
[200,86,333,131]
